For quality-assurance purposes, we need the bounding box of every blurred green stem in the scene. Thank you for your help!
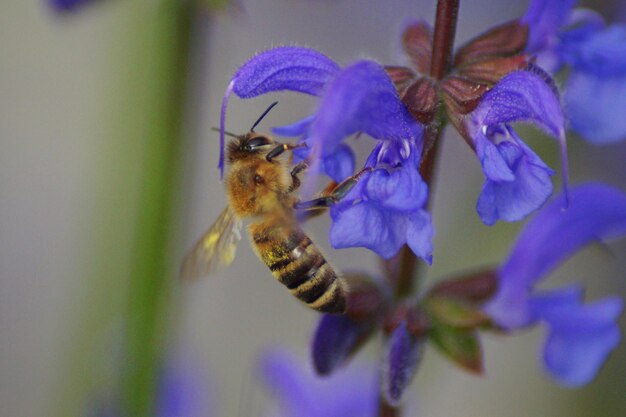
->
[120,1,193,416]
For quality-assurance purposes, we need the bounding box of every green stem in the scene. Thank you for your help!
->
[120,2,193,416]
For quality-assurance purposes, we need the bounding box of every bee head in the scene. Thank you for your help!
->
[226,133,275,163]
[219,102,279,175]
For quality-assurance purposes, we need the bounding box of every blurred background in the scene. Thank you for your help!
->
[1,0,625,416]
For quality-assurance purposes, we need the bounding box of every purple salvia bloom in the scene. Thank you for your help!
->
[465,68,567,225]
[524,0,626,143]
[307,61,423,157]
[530,286,622,386]
[523,0,577,56]
[156,360,215,417]
[226,46,433,259]
[260,349,377,417]
[561,24,626,143]
[382,321,422,406]
[330,142,434,261]
[273,60,424,181]
[485,183,626,385]
[89,357,215,417]
[49,0,93,11]
[219,46,340,175]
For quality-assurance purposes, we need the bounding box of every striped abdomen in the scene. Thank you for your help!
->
[249,222,346,313]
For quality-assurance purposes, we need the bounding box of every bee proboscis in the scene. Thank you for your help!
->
[181,104,353,313]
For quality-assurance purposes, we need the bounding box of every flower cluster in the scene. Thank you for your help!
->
[220,0,626,409]
[311,183,626,405]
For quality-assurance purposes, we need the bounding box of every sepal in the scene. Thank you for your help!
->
[401,21,433,74]
[424,297,491,329]
[430,324,484,375]
[382,321,423,406]
[428,269,498,303]
[454,19,529,66]
[311,314,377,376]
[402,77,439,124]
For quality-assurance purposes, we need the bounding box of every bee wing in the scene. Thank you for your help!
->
[180,207,243,281]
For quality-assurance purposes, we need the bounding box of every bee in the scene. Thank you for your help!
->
[181,103,352,313]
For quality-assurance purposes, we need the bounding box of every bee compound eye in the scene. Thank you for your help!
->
[254,174,264,185]
[247,136,271,150]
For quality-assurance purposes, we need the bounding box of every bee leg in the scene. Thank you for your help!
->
[266,142,307,162]
[287,160,310,192]
[294,167,373,211]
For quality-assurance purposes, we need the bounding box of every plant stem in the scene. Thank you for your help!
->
[430,0,460,80]
[389,0,460,300]
[379,1,460,416]
[120,2,193,417]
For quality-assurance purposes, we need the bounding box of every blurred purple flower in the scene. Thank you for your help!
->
[49,0,94,11]
[89,357,214,417]
[222,46,432,260]
[524,0,626,143]
[464,67,567,225]
[485,183,626,386]
[260,348,378,417]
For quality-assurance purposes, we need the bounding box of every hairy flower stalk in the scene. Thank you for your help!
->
[379,1,460,415]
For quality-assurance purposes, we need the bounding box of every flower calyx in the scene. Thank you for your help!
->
[386,19,530,132]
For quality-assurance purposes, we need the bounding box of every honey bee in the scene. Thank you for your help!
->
[181,103,351,313]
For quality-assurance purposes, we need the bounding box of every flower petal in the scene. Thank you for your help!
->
[365,159,427,211]
[232,46,340,98]
[49,0,92,11]
[486,183,626,328]
[565,71,626,143]
[272,115,315,138]
[219,47,339,175]
[531,290,623,387]
[472,68,564,138]
[560,24,626,143]
[260,349,314,413]
[260,349,378,417]
[476,139,554,225]
[311,314,376,376]
[309,60,423,156]
[330,189,433,261]
[322,144,356,182]
[561,24,626,76]
[523,0,577,53]
[382,322,422,406]
[468,68,568,210]
[330,203,404,259]
[406,210,434,265]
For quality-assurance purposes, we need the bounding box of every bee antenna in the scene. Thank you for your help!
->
[250,101,278,132]
[212,127,239,138]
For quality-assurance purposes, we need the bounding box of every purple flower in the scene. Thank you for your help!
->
[259,348,378,417]
[222,46,433,260]
[89,357,215,417]
[49,0,94,11]
[464,67,567,225]
[524,0,626,143]
[485,183,626,386]
[330,141,434,261]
